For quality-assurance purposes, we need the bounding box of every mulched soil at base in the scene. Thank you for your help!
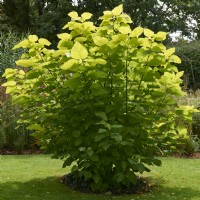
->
[172,152,200,159]
[0,149,44,155]
[60,173,152,195]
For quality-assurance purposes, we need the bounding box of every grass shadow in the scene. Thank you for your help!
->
[0,176,200,200]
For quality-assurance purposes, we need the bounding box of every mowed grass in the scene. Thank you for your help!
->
[0,155,200,200]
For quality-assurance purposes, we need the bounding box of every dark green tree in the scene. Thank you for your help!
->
[2,0,200,43]
[2,0,31,32]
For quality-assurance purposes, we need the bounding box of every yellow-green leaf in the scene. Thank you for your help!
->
[13,39,30,49]
[118,26,131,34]
[2,68,17,77]
[71,42,88,60]
[164,48,175,57]
[27,124,44,131]
[177,126,188,136]
[19,70,25,75]
[60,59,77,70]
[68,11,78,19]
[95,59,107,65]
[2,81,16,87]
[154,31,168,41]
[28,35,38,42]
[81,12,93,20]
[39,38,51,46]
[112,4,123,16]
[93,36,108,46]
[83,22,96,31]
[130,27,143,37]
[169,55,181,64]
[101,11,113,19]
[112,34,127,42]
[16,59,36,67]
[120,14,132,23]
[57,33,72,40]
[87,58,107,66]
[74,37,87,42]
[52,50,69,57]
[144,28,154,37]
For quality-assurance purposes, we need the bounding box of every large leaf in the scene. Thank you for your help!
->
[130,27,143,37]
[15,59,36,67]
[169,55,181,63]
[28,35,38,42]
[60,59,78,70]
[112,4,123,16]
[95,112,107,121]
[110,132,122,142]
[68,11,78,19]
[57,33,72,40]
[81,12,93,20]
[71,42,88,59]
[154,31,168,41]
[2,68,17,78]
[118,26,131,34]
[2,81,16,87]
[38,38,51,46]
[164,48,175,57]
[144,28,154,37]
[93,36,109,46]
[13,39,30,49]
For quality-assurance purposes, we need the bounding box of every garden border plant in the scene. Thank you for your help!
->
[2,5,195,193]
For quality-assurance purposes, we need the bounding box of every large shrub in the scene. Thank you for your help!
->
[3,5,195,191]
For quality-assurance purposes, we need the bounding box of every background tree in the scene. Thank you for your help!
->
[0,2,12,32]
[2,0,200,43]
[2,0,31,32]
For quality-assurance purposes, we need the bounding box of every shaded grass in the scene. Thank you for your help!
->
[0,155,200,200]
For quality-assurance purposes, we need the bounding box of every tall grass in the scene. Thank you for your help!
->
[0,97,35,152]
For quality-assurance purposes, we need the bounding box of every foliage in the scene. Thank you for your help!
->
[175,40,200,90]
[3,5,195,192]
[0,97,35,152]
[0,31,27,76]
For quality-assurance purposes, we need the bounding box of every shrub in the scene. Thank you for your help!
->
[3,5,195,192]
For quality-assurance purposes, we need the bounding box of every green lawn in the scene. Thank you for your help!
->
[0,155,199,200]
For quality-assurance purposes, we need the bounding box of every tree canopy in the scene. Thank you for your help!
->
[1,0,200,42]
